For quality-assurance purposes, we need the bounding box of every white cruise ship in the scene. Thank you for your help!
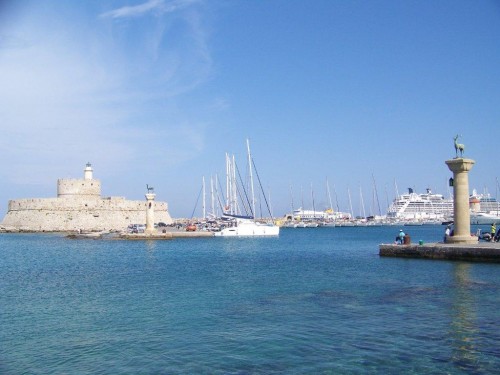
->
[386,188,453,222]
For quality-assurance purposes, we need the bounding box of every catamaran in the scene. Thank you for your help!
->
[214,140,279,237]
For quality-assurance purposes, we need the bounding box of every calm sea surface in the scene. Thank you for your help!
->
[1,226,499,374]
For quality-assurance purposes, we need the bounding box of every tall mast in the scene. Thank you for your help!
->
[348,187,354,218]
[246,139,256,218]
[326,178,333,211]
[333,183,340,212]
[311,182,316,217]
[225,153,230,213]
[215,174,220,217]
[268,189,273,219]
[394,179,400,199]
[372,174,381,216]
[301,185,304,210]
[202,176,206,219]
[210,176,215,218]
[385,184,390,216]
[359,185,366,219]
[232,154,238,215]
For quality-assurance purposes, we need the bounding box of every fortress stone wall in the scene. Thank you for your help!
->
[57,178,101,198]
[1,163,173,232]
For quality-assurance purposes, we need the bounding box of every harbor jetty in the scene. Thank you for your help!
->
[66,227,214,240]
[379,242,500,263]
[119,228,214,240]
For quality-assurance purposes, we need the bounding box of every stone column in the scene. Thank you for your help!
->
[445,158,477,244]
[145,193,156,235]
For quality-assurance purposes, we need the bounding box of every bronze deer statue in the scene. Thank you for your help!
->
[454,135,464,157]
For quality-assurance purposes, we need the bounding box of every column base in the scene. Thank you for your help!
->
[445,235,478,244]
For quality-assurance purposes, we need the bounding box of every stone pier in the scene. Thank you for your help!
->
[379,243,500,263]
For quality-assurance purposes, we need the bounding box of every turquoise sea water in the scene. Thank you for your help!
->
[1,226,499,374]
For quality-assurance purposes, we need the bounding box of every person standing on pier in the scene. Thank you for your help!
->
[491,223,496,242]
[397,229,405,245]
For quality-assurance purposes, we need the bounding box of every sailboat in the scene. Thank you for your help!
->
[214,140,279,237]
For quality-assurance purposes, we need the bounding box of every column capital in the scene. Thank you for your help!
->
[445,158,475,173]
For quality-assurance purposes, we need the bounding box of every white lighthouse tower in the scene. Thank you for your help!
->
[145,185,156,235]
[84,162,93,180]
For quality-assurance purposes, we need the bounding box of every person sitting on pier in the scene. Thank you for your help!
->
[444,224,452,243]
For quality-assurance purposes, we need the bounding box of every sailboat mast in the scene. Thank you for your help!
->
[246,139,256,218]
[372,174,381,216]
[326,178,333,211]
[232,155,238,215]
[268,189,273,219]
[348,187,354,218]
[333,184,340,212]
[301,185,304,210]
[360,185,366,219]
[311,182,316,217]
[385,184,390,216]
[210,176,215,218]
[202,176,206,219]
[225,153,230,213]
[215,174,220,217]
[394,179,400,199]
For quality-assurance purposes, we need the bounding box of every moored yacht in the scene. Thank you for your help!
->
[214,140,279,237]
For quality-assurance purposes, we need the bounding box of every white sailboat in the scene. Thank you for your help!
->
[215,140,279,237]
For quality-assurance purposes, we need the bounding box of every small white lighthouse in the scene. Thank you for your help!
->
[145,185,156,235]
[84,162,93,180]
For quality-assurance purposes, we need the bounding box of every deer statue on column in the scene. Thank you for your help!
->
[454,135,465,158]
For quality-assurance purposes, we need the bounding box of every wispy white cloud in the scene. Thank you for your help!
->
[99,0,197,19]
[0,0,215,206]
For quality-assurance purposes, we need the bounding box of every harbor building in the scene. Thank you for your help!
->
[1,163,173,232]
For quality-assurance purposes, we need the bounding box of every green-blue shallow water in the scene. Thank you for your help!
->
[1,226,499,374]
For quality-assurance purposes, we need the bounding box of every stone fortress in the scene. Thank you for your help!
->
[1,163,173,232]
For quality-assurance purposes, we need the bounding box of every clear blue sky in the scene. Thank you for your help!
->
[1,0,499,219]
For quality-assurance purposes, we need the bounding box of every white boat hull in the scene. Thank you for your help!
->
[214,220,279,236]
